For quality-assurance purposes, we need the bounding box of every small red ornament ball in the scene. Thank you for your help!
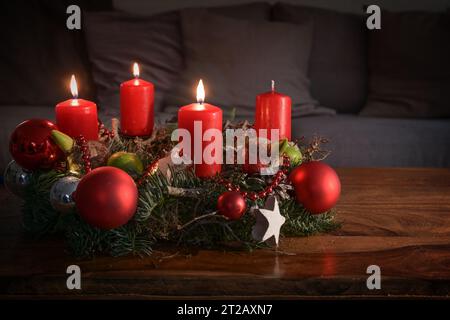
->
[75,166,138,229]
[9,119,64,171]
[289,161,341,214]
[217,191,247,220]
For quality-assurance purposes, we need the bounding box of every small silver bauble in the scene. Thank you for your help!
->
[3,160,32,197]
[49,176,80,213]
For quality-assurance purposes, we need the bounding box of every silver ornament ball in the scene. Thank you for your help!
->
[3,160,32,197]
[50,176,80,213]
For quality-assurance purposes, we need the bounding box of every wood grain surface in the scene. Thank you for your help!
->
[1,168,450,299]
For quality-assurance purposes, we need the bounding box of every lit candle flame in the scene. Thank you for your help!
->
[133,62,140,78]
[196,79,205,104]
[70,75,78,99]
[271,80,275,92]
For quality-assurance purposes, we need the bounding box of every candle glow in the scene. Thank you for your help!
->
[196,79,205,104]
[70,75,79,106]
[133,62,139,78]
[133,63,140,85]
[70,75,78,98]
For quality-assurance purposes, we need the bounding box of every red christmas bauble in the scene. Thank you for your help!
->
[289,161,341,214]
[9,119,64,171]
[217,191,247,220]
[74,166,138,229]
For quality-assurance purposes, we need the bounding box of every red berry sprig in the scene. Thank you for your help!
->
[75,135,92,174]
[136,159,160,187]
[217,155,291,201]
[98,119,115,140]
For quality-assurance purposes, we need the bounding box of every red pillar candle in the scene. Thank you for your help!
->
[55,75,98,140]
[255,80,291,141]
[178,80,222,178]
[120,63,154,136]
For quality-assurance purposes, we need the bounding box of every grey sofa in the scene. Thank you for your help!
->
[1,1,449,173]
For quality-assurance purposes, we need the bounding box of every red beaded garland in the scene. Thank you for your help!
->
[98,119,115,140]
[75,135,92,173]
[135,154,292,205]
[216,156,291,201]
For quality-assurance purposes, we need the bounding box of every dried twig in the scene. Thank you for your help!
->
[177,211,221,231]
[303,135,331,161]
[167,186,203,197]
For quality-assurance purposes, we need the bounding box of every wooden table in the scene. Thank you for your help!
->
[1,168,450,299]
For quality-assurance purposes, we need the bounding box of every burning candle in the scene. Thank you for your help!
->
[178,80,222,178]
[55,75,98,140]
[255,80,291,141]
[120,62,154,136]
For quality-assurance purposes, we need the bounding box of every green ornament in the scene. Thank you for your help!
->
[51,130,74,154]
[107,152,144,177]
[280,139,302,166]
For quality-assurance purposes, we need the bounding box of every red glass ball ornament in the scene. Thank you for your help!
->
[217,191,247,220]
[9,119,64,171]
[74,166,138,229]
[289,161,341,214]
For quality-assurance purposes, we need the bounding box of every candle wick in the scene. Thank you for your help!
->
[271,80,275,92]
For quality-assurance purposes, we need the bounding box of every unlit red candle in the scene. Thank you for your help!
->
[55,75,98,140]
[120,63,154,136]
[178,80,222,178]
[254,80,291,141]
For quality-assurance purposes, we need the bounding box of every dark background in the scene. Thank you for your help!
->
[0,0,449,172]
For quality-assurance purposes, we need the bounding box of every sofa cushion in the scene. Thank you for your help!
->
[0,0,112,106]
[294,115,450,167]
[360,11,450,118]
[165,9,335,118]
[84,11,182,116]
[83,2,271,116]
[273,3,368,114]
[208,2,271,20]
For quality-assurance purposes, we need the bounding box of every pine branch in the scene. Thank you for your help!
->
[22,170,66,236]
[20,122,340,258]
